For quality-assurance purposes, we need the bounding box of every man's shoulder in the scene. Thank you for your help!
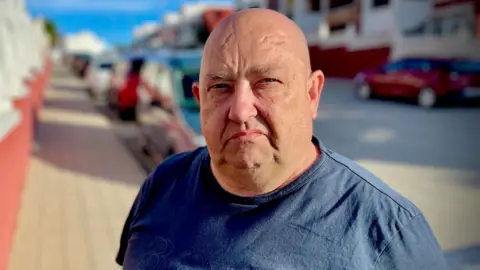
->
[320,148,421,222]
[318,149,446,269]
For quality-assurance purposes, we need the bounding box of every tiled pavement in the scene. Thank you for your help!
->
[7,66,147,270]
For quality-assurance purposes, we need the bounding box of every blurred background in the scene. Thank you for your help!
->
[1,0,479,269]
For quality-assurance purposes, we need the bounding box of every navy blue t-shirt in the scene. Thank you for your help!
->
[116,138,448,269]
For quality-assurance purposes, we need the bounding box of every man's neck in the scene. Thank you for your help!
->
[211,143,319,197]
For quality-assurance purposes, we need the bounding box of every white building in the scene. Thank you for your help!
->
[130,1,236,51]
[160,1,235,49]
[236,0,480,77]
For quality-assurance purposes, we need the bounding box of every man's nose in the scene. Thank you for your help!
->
[228,82,257,123]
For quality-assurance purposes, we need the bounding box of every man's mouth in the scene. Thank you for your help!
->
[229,130,263,141]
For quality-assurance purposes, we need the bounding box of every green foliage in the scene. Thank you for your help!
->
[43,19,60,47]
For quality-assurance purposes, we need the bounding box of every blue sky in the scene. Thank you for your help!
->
[26,0,232,46]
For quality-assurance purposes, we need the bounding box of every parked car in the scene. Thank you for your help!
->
[139,49,205,162]
[70,53,92,78]
[111,50,205,163]
[354,58,480,108]
[85,55,118,100]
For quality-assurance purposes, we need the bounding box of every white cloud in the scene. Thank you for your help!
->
[63,30,109,54]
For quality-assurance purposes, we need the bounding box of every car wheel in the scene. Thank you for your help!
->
[417,87,437,109]
[356,84,372,100]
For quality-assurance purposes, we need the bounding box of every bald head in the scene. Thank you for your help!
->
[192,8,324,193]
[202,8,311,77]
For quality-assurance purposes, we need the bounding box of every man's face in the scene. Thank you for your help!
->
[194,23,321,172]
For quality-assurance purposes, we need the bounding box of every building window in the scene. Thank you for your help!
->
[329,23,347,32]
[403,23,426,36]
[372,0,389,8]
[308,0,321,11]
[330,0,353,9]
[432,17,443,36]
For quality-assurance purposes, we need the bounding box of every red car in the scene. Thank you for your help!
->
[354,58,480,108]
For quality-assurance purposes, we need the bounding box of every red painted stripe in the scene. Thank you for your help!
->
[308,45,390,78]
[0,59,50,269]
[0,94,33,270]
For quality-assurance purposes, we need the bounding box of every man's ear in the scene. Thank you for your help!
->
[192,82,200,103]
[308,70,324,119]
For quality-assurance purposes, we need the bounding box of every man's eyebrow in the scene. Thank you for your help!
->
[205,73,233,81]
[247,65,282,77]
[205,65,284,81]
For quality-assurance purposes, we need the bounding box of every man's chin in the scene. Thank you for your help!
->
[223,155,263,171]
[220,143,271,170]
[230,161,261,171]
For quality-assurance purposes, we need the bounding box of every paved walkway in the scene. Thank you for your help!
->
[7,66,146,270]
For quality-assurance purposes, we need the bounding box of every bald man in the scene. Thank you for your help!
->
[116,9,448,269]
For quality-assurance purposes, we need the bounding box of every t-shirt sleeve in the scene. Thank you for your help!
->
[115,174,152,266]
[373,213,449,270]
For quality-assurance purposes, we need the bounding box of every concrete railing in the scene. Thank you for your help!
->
[313,23,392,51]
[391,35,480,60]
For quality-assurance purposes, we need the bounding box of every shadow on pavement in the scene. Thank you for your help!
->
[33,120,146,187]
[49,82,85,92]
[34,69,150,187]
[43,98,93,113]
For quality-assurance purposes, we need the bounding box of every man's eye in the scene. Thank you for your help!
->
[210,83,230,89]
[256,78,280,87]
[261,78,278,83]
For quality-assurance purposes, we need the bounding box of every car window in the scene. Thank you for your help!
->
[99,63,113,70]
[383,61,405,72]
[403,59,432,71]
[404,59,450,72]
[450,61,480,74]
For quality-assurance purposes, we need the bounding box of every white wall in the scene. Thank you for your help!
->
[360,0,396,37]
[0,0,49,140]
[393,0,433,32]
[292,0,328,43]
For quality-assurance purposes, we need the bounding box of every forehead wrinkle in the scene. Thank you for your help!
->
[219,31,235,50]
[259,33,288,46]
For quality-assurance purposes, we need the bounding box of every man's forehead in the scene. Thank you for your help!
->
[216,27,289,51]
[204,33,295,67]
[201,10,309,76]
[202,52,293,77]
